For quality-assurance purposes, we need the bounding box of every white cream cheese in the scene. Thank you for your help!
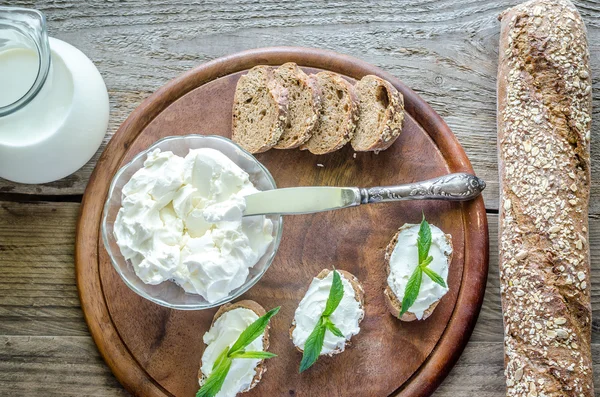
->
[200,308,263,397]
[113,147,273,303]
[291,271,363,355]
[387,223,452,320]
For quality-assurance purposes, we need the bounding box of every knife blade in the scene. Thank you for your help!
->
[243,186,361,217]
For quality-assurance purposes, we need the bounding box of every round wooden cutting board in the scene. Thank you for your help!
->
[76,47,488,397]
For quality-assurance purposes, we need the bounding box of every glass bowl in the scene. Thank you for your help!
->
[101,135,283,310]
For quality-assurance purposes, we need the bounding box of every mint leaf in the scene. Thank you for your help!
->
[417,215,432,264]
[228,306,280,355]
[322,270,344,317]
[299,323,326,373]
[197,354,232,397]
[400,266,423,317]
[212,346,229,371]
[229,351,277,359]
[422,266,447,288]
[324,317,344,338]
[419,256,433,269]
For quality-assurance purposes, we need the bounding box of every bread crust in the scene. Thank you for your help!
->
[351,75,405,152]
[383,223,453,322]
[498,1,593,395]
[300,72,359,154]
[232,66,288,153]
[273,63,322,149]
[198,300,270,394]
[289,269,365,356]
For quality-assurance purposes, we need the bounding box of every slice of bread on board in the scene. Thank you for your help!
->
[383,224,453,321]
[273,63,321,149]
[289,269,365,356]
[300,72,358,155]
[198,300,270,393]
[351,75,405,152]
[232,66,288,153]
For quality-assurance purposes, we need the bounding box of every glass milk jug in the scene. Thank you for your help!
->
[0,7,109,184]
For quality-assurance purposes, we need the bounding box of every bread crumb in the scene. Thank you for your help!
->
[353,153,357,159]
[317,163,324,168]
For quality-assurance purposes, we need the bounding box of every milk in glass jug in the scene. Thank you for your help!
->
[0,7,109,183]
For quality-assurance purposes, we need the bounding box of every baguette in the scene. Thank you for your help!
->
[290,269,365,356]
[351,75,404,152]
[198,300,270,394]
[498,1,593,395]
[232,66,288,153]
[300,72,358,154]
[273,63,321,149]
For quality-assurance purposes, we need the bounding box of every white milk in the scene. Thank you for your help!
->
[0,48,39,108]
[0,38,109,183]
[0,45,73,146]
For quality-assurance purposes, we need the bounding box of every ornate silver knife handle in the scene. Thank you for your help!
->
[359,173,486,204]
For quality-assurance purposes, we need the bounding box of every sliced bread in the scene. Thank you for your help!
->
[351,75,405,152]
[198,300,270,394]
[384,224,453,322]
[290,269,365,356]
[232,66,288,153]
[272,63,321,149]
[300,72,358,155]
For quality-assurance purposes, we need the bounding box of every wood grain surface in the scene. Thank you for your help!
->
[0,0,598,396]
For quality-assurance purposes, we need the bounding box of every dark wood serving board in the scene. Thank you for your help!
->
[75,47,489,397]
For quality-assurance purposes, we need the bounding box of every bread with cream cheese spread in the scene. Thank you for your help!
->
[289,269,364,356]
[198,300,270,394]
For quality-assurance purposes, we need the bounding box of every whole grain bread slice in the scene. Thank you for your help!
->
[351,75,405,152]
[300,72,358,154]
[198,300,270,393]
[289,269,365,356]
[272,63,321,149]
[384,224,453,322]
[232,66,288,153]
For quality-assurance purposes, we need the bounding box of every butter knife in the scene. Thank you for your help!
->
[243,173,485,217]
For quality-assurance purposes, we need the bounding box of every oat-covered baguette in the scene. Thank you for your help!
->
[498,1,593,396]
[232,66,288,153]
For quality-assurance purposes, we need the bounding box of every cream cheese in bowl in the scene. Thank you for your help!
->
[102,135,282,310]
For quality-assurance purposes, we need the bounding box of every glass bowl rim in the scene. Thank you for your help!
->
[100,134,283,310]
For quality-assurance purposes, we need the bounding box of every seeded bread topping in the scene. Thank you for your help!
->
[498,0,593,395]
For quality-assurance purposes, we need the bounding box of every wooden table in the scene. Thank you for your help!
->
[0,1,598,395]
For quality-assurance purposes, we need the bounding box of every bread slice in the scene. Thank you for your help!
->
[351,75,405,152]
[198,300,270,393]
[384,224,453,322]
[232,66,288,153]
[272,63,321,149]
[300,72,358,155]
[289,269,365,356]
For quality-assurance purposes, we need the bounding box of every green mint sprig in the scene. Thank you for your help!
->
[399,215,447,317]
[197,306,280,397]
[299,270,345,373]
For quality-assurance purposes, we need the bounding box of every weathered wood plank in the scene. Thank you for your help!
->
[0,336,129,396]
[0,201,89,336]
[0,200,598,395]
[1,0,599,214]
[3,201,598,340]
